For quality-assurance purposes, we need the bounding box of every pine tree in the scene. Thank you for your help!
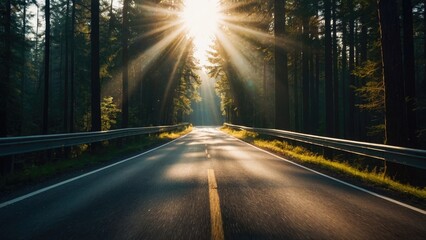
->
[91,0,101,132]
[402,0,417,147]
[274,0,290,130]
[324,0,334,137]
[0,0,12,136]
[43,0,50,134]
[377,0,407,146]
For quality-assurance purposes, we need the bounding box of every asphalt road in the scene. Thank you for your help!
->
[1,127,425,240]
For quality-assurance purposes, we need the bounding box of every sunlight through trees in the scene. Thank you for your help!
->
[1,0,426,151]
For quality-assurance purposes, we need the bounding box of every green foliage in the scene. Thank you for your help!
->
[3,0,426,150]
[101,96,121,131]
[83,97,121,131]
[171,45,202,123]
[354,61,384,112]
[353,60,385,139]
[207,48,235,116]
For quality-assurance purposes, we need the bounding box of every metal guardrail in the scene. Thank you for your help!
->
[0,123,190,157]
[225,123,426,170]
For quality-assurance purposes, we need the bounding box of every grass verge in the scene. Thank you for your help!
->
[221,126,426,200]
[0,125,192,193]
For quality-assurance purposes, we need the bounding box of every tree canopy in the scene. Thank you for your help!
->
[1,0,426,149]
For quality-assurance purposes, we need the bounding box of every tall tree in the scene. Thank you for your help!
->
[377,0,407,146]
[347,0,355,139]
[402,0,417,147]
[424,0,426,91]
[43,0,51,135]
[122,0,130,128]
[302,5,310,133]
[332,0,339,137]
[91,0,101,132]
[1,0,12,137]
[341,1,348,138]
[358,2,369,141]
[20,0,27,134]
[324,0,334,137]
[64,0,71,133]
[311,1,321,134]
[274,0,290,130]
[70,0,76,133]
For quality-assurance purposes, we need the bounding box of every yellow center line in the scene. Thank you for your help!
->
[208,169,225,240]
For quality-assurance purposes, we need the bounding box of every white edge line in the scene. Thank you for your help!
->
[226,133,426,216]
[0,133,190,209]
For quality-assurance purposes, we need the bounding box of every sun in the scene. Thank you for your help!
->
[182,0,219,38]
[181,0,221,66]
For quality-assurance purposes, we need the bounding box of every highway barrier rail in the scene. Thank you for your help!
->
[0,123,190,157]
[224,123,426,170]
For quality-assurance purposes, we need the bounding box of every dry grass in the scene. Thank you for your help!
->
[222,126,426,200]
[159,125,193,139]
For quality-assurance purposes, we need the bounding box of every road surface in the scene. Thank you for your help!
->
[1,127,425,239]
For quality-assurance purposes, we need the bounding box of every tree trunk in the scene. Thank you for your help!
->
[341,9,348,139]
[302,16,310,133]
[348,0,355,139]
[108,0,114,36]
[354,20,361,140]
[359,6,368,141]
[20,0,27,135]
[122,0,130,128]
[70,0,76,133]
[312,2,321,135]
[91,0,101,132]
[377,0,408,147]
[43,0,51,135]
[35,5,40,65]
[294,50,300,131]
[314,52,320,134]
[332,0,339,137]
[309,38,315,132]
[324,0,334,137]
[274,0,290,130]
[424,0,426,91]
[263,60,268,127]
[64,0,70,133]
[1,0,11,137]
[402,0,417,147]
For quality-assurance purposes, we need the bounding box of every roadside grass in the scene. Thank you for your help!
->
[159,126,192,139]
[0,126,192,192]
[221,126,426,200]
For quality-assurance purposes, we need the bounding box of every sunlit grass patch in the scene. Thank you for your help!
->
[222,126,426,200]
[159,125,193,139]
[220,126,258,140]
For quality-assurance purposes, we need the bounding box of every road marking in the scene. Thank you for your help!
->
[227,134,426,216]
[208,169,225,240]
[0,134,190,209]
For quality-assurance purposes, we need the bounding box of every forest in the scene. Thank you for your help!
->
[0,0,425,150]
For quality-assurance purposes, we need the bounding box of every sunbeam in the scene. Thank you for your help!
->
[181,0,221,67]
[104,0,284,126]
